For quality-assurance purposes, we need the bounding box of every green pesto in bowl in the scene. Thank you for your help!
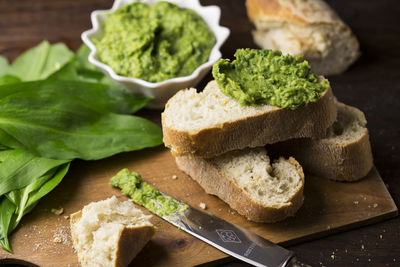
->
[212,49,329,110]
[94,1,216,83]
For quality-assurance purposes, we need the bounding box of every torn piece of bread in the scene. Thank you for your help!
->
[162,80,337,158]
[270,102,373,181]
[175,147,304,223]
[70,196,156,267]
[246,0,360,76]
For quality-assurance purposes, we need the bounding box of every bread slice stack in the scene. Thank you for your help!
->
[162,76,375,223]
[162,80,338,223]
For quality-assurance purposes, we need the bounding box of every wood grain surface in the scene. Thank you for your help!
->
[0,0,400,266]
[0,147,396,266]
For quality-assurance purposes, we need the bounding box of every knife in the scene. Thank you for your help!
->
[149,192,310,267]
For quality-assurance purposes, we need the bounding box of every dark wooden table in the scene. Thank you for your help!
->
[1,0,399,266]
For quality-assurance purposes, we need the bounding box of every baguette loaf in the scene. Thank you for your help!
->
[175,147,304,222]
[162,80,337,158]
[246,0,360,76]
[70,196,156,267]
[269,102,373,181]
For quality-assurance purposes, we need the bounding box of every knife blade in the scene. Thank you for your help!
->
[155,192,310,267]
[110,169,310,267]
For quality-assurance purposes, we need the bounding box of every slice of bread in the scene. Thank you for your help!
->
[175,147,304,223]
[70,196,156,267]
[162,80,337,158]
[269,102,373,181]
[246,0,360,76]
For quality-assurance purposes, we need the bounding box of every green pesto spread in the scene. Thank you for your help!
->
[95,1,216,83]
[212,49,329,110]
[110,168,188,217]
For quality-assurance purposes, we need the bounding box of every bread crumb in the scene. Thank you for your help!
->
[199,202,207,209]
[64,215,70,220]
[53,237,62,243]
[172,175,178,180]
[373,203,378,208]
[33,243,41,251]
[379,234,383,239]
[353,201,359,205]
[331,254,335,259]
[51,207,64,215]
[361,244,364,250]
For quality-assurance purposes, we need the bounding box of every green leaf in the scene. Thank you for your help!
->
[0,75,21,86]
[7,41,74,81]
[0,161,69,252]
[25,163,70,209]
[0,129,24,149]
[0,79,161,160]
[0,78,149,115]
[0,56,9,77]
[76,44,96,70]
[15,162,69,223]
[0,197,16,252]
[0,149,69,195]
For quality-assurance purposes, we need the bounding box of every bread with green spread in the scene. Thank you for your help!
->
[246,0,360,76]
[269,102,373,181]
[162,80,337,158]
[176,147,304,222]
[70,196,156,267]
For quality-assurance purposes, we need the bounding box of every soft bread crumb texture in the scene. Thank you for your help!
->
[325,102,367,144]
[163,82,277,133]
[71,196,153,267]
[213,147,303,208]
[247,0,360,76]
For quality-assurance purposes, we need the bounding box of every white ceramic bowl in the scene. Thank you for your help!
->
[81,0,230,109]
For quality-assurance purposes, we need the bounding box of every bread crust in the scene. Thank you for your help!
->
[70,210,155,267]
[246,0,342,26]
[163,81,337,158]
[246,0,360,76]
[175,155,304,223]
[270,103,373,181]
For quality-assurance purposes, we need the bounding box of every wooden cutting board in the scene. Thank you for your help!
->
[0,146,397,266]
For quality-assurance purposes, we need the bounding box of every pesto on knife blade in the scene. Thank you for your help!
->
[212,49,329,110]
[95,1,216,83]
[110,168,188,217]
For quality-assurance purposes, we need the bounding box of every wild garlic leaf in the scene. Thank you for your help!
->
[0,56,9,77]
[0,79,149,115]
[0,75,21,86]
[0,197,16,253]
[7,41,74,81]
[76,44,96,70]
[0,80,161,160]
[24,163,69,210]
[0,149,69,195]
[0,129,24,150]
[76,44,124,87]
[14,162,69,224]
